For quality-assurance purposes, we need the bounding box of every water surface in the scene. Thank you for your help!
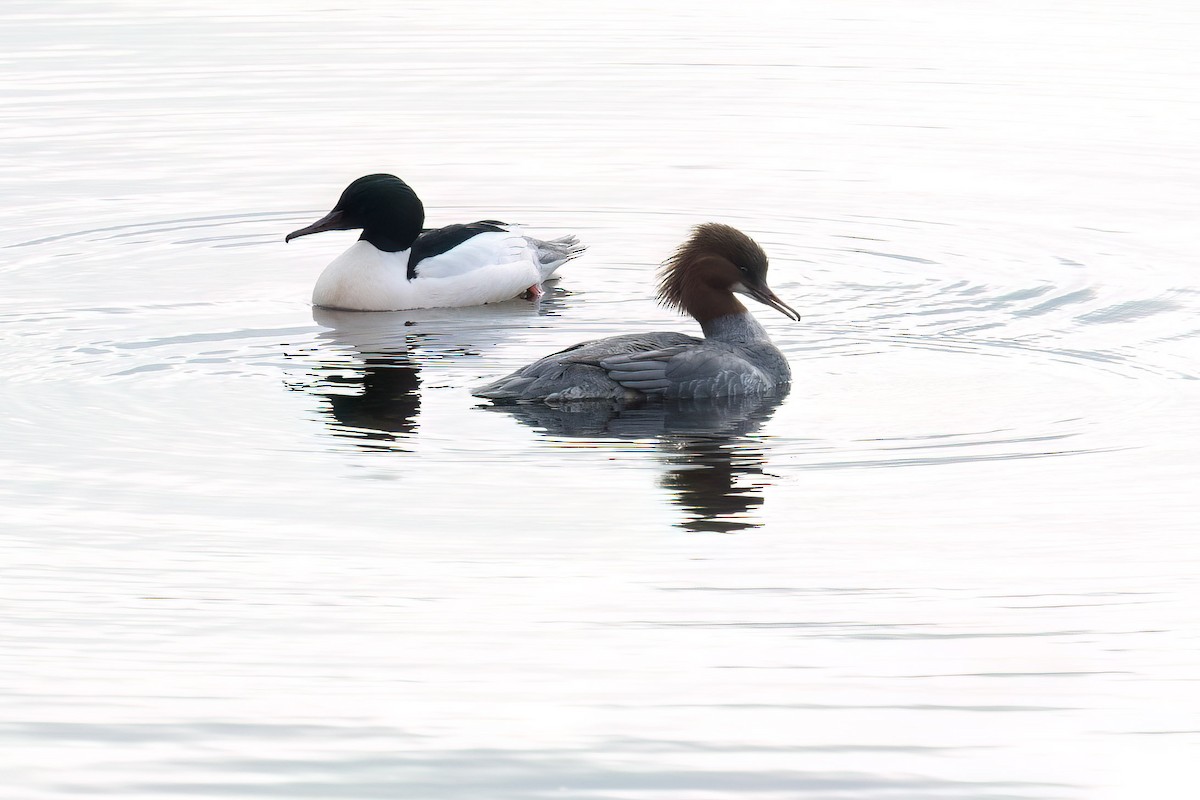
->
[3,1,1200,798]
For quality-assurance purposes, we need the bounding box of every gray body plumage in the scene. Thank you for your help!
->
[473,313,791,404]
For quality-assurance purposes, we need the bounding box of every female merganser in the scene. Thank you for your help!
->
[473,223,800,404]
[286,174,584,311]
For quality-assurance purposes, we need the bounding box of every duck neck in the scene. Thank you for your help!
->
[358,204,424,254]
[360,229,418,254]
[682,276,746,322]
[699,309,769,342]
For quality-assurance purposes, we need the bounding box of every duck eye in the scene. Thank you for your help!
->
[738,265,750,275]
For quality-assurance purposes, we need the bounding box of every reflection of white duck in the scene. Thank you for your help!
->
[474,224,800,403]
[286,174,584,311]
[295,305,562,447]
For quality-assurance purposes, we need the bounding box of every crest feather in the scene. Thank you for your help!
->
[656,223,768,313]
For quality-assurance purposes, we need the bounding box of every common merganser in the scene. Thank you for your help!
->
[286,174,584,311]
[473,223,800,403]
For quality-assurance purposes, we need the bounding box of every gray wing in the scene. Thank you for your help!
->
[474,332,700,402]
[555,332,700,363]
[600,344,779,399]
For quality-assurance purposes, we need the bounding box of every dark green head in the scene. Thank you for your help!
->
[286,174,425,252]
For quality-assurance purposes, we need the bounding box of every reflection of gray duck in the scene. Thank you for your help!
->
[474,224,800,404]
[484,391,785,438]
[483,391,787,533]
[663,437,770,534]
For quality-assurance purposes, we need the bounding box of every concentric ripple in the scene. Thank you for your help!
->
[4,208,1191,501]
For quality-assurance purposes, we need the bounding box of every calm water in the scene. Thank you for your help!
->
[3,1,1200,797]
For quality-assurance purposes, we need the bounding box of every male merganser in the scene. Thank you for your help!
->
[286,174,584,311]
[473,223,800,403]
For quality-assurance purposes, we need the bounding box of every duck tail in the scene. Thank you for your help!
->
[531,234,586,280]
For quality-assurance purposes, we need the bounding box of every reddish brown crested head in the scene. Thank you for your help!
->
[656,223,800,324]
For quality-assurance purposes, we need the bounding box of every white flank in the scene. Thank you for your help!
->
[311,238,542,311]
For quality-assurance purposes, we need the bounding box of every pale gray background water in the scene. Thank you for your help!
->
[3,1,1199,797]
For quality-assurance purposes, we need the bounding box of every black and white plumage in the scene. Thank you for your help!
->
[286,174,584,311]
[473,223,800,404]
